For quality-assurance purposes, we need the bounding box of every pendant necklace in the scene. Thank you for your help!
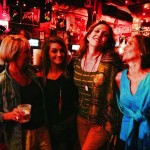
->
[55,76,63,114]
[85,85,88,92]
[81,53,101,92]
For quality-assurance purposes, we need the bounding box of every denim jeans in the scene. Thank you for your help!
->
[25,126,51,150]
[77,115,108,150]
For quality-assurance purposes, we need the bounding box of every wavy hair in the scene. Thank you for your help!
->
[78,20,115,58]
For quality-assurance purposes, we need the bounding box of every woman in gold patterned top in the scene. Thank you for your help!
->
[73,20,123,150]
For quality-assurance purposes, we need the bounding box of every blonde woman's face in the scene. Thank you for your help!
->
[49,43,65,66]
[87,24,109,48]
[15,46,31,71]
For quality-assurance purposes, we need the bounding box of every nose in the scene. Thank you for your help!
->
[57,51,62,56]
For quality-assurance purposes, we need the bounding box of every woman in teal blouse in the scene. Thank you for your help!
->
[116,35,150,150]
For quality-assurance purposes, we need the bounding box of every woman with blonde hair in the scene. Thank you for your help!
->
[0,35,51,150]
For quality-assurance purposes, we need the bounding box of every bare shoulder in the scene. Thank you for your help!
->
[148,69,150,73]
[115,72,122,81]
[115,71,122,89]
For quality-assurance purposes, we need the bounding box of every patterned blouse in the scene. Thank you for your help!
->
[74,52,122,134]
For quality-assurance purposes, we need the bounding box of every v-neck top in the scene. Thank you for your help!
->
[44,75,78,125]
[74,55,120,126]
[120,69,150,112]
[118,69,150,145]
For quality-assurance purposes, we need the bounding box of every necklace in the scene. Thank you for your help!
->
[81,53,101,92]
[55,76,63,114]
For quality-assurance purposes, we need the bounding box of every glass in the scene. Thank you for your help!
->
[17,104,31,123]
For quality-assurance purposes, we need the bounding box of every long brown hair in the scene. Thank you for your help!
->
[78,20,115,58]
[134,35,150,69]
[41,36,69,83]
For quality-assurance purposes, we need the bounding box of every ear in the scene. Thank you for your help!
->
[87,35,90,41]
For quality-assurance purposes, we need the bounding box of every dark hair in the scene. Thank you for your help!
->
[134,35,150,69]
[78,20,115,58]
[41,36,69,83]
[0,25,6,35]
[19,29,31,40]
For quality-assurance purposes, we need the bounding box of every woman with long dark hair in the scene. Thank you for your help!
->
[116,35,150,150]
[41,36,78,150]
[74,20,122,150]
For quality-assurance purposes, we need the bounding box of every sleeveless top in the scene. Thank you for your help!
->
[117,69,150,149]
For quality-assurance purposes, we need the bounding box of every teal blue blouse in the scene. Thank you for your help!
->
[117,69,150,149]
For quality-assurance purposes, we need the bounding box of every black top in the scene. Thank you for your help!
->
[20,81,45,129]
[45,75,78,125]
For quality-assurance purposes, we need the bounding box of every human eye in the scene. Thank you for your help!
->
[60,48,65,53]
[93,29,99,33]
[51,49,58,53]
[103,32,109,37]
[126,41,132,46]
[99,30,109,37]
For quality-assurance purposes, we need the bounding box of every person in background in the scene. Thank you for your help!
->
[73,20,123,150]
[0,35,51,150]
[0,25,7,44]
[19,29,31,40]
[115,35,150,150]
[0,25,10,73]
[41,36,79,150]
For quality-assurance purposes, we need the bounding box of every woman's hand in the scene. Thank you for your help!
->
[3,108,25,123]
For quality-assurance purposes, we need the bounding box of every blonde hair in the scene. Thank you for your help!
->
[0,35,30,62]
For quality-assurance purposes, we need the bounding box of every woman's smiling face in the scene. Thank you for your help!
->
[87,24,110,48]
[49,42,65,66]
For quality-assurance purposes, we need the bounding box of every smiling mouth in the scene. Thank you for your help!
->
[56,58,63,61]
[94,39,101,42]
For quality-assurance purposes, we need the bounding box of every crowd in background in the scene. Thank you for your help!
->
[0,20,150,150]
